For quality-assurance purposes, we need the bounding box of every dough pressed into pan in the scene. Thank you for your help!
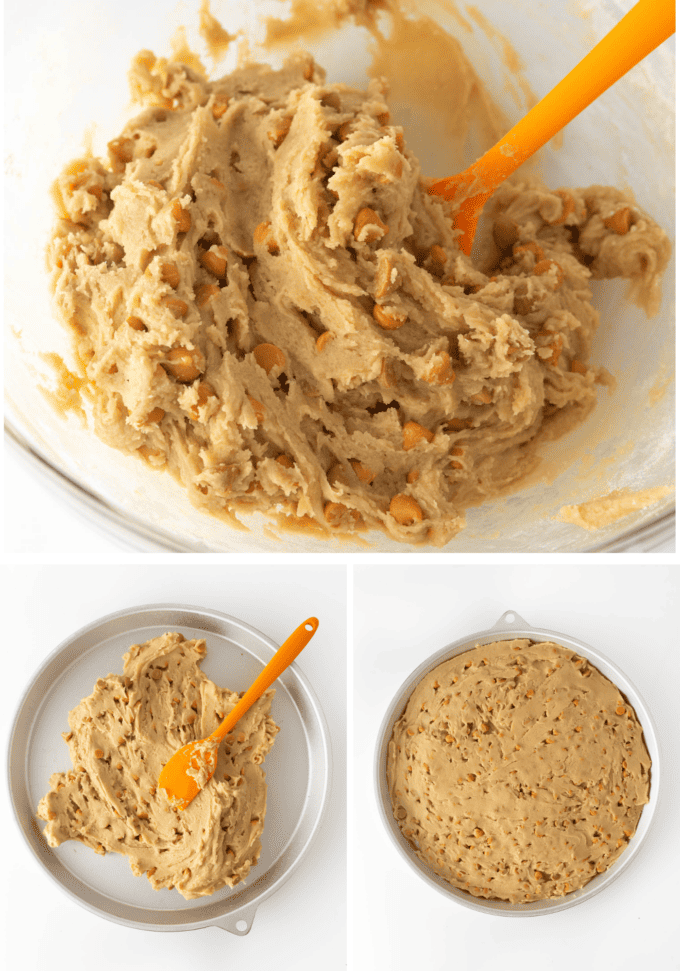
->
[387,639,651,902]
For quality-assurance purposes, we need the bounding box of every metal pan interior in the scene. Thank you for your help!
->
[8,604,331,934]
[374,610,660,917]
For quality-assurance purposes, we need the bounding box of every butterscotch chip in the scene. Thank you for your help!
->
[189,382,216,419]
[375,253,398,300]
[427,352,455,385]
[161,296,189,317]
[402,421,434,450]
[164,346,201,382]
[604,207,632,235]
[253,221,279,254]
[429,244,447,274]
[450,443,465,469]
[350,459,375,484]
[253,342,285,374]
[246,394,265,422]
[542,189,575,225]
[323,501,360,528]
[533,259,564,289]
[353,207,388,243]
[513,240,545,264]
[373,304,406,330]
[195,283,220,308]
[387,639,651,903]
[108,137,134,164]
[211,94,229,119]
[160,262,180,289]
[171,200,191,233]
[315,331,335,352]
[389,494,423,525]
[199,247,228,279]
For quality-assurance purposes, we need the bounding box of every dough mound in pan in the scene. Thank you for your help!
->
[37,633,279,899]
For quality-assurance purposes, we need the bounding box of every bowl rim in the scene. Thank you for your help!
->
[374,609,661,917]
[5,417,675,554]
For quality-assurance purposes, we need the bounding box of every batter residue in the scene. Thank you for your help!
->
[557,485,673,531]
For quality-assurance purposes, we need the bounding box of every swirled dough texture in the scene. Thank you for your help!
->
[36,633,279,899]
[48,52,671,545]
[387,639,651,903]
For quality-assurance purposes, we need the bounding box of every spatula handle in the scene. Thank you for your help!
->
[213,618,319,740]
[429,0,675,254]
[483,0,675,183]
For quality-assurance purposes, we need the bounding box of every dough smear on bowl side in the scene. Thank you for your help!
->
[47,49,671,545]
[36,633,279,899]
[387,639,651,902]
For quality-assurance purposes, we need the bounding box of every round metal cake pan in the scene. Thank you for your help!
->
[375,609,661,917]
[7,604,332,935]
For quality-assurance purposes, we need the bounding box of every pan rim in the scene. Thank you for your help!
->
[374,610,661,917]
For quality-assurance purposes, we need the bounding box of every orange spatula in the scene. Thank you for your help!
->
[427,0,675,255]
[159,617,319,809]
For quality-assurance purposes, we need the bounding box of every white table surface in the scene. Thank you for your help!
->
[352,563,680,971]
[2,563,347,971]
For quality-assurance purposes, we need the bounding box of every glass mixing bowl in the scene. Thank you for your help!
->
[5,0,674,552]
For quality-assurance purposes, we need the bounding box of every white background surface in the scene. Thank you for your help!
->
[353,564,680,971]
[2,564,347,970]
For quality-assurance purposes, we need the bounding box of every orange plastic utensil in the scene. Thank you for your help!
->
[159,617,319,809]
[427,0,675,255]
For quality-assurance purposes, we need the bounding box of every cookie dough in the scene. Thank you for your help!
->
[37,633,279,899]
[387,639,651,902]
[48,49,671,545]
